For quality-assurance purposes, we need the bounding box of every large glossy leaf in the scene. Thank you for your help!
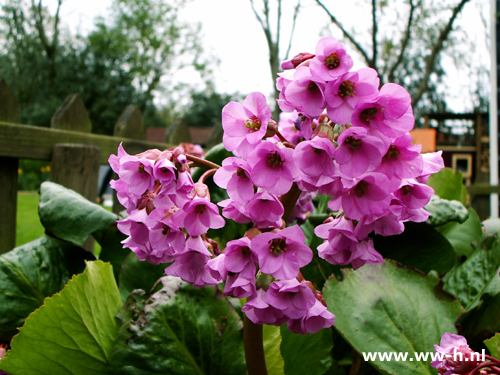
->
[426,168,467,205]
[436,207,482,258]
[108,276,246,375]
[280,325,333,375]
[0,261,123,375]
[443,237,500,311]
[263,324,285,375]
[373,222,456,275]
[323,260,465,375]
[0,236,93,341]
[39,181,118,245]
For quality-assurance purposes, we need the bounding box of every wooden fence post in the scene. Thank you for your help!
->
[0,78,21,254]
[112,105,145,215]
[50,93,99,252]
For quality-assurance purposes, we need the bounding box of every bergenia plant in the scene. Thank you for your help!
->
[109,36,444,374]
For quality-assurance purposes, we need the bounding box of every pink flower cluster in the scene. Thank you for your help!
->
[109,144,226,287]
[109,36,445,336]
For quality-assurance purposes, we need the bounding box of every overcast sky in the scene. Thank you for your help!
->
[49,0,489,112]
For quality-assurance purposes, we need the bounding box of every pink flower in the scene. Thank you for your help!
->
[352,83,414,139]
[340,173,392,220]
[247,142,297,196]
[375,133,424,189]
[213,157,254,204]
[309,37,353,81]
[283,66,326,118]
[165,251,220,288]
[246,191,284,229]
[224,263,257,299]
[325,68,379,124]
[349,239,384,270]
[294,136,336,178]
[394,180,435,209]
[242,289,288,326]
[224,236,257,273]
[219,199,253,224]
[418,151,445,183]
[287,299,335,334]
[172,197,225,236]
[222,92,272,157]
[251,225,312,280]
[315,217,359,265]
[267,279,316,319]
[334,127,387,178]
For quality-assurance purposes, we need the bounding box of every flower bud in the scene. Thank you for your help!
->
[312,123,335,141]
[265,119,279,138]
[444,346,481,374]
[281,52,316,70]
[135,148,162,161]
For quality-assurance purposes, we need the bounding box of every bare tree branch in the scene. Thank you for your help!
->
[250,0,273,51]
[387,0,417,82]
[411,0,471,106]
[285,0,301,60]
[315,0,372,67]
[371,0,378,71]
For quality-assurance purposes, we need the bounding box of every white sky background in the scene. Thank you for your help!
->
[49,0,489,113]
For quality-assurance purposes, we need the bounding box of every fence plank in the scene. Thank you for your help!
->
[51,93,92,132]
[0,78,21,254]
[50,96,98,252]
[0,122,170,163]
[114,104,145,140]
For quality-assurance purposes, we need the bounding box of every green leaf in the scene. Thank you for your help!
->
[424,195,469,226]
[485,333,500,358]
[443,237,500,311]
[263,324,285,375]
[0,236,93,341]
[0,261,123,375]
[108,276,246,375]
[436,207,482,258]
[118,251,170,300]
[280,325,333,375]
[39,181,118,245]
[373,222,456,275]
[459,293,500,348]
[323,260,465,375]
[426,168,467,205]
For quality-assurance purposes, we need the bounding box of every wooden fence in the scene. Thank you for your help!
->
[0,78,177,254]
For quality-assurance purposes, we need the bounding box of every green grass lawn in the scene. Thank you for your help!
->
[16,191,109,255]
[16,191,45,247]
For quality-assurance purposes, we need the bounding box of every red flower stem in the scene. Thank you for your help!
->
[198,168,217,184]
[276,131,295,148]
[244,315,268,375]
[470,362,500,375]
[186,154,221,170]
[280,183,302,224]
[485,355,500,365]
